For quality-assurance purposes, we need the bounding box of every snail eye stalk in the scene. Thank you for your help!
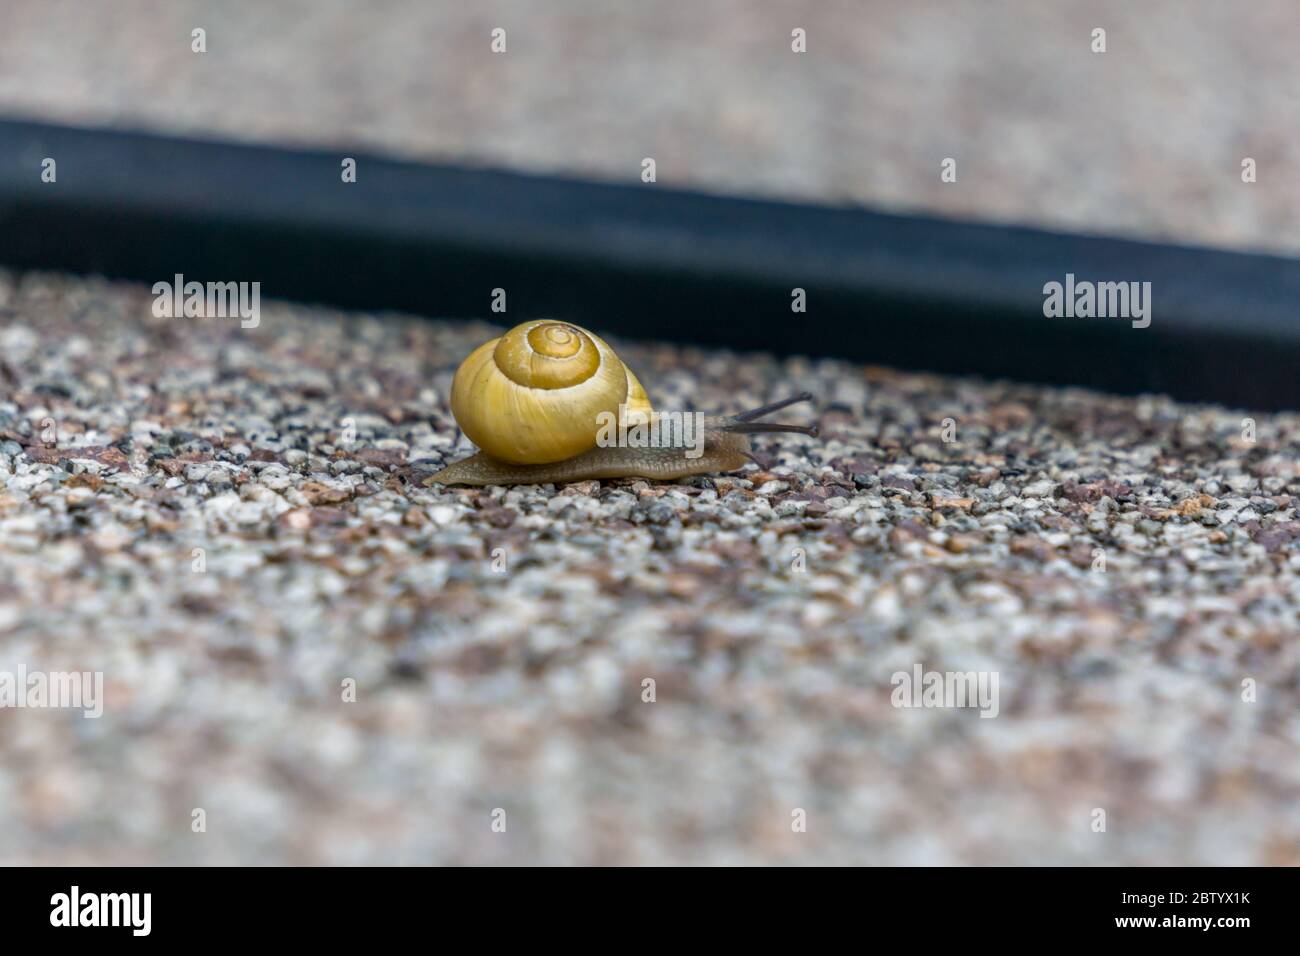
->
[721,393,819,437]
[730,392,814,423]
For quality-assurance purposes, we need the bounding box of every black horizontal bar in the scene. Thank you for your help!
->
[1,117,1298,409]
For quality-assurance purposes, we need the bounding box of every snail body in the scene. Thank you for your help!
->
[428,320,817,486]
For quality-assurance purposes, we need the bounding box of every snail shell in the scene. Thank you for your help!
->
[430,320,818,486]
[449,320,651,464]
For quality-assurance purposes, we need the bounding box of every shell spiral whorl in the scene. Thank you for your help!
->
[494,321,600,390]
[450,320,651,465]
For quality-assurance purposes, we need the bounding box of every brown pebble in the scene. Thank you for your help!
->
[301,481,351,505]
[945,534,978,553]
[482,507,517,528]
[67,473,104,491]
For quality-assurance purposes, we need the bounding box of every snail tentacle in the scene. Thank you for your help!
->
[729,391,816,423]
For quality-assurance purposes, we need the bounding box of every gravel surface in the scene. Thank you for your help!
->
[1,270,1298,864]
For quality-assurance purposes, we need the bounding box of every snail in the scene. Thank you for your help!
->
[426,319,819,486]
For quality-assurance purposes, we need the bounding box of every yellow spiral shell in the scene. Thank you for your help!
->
[449,320,652,464]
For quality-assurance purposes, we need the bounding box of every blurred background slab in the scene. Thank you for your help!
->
[3,0,1297,253]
